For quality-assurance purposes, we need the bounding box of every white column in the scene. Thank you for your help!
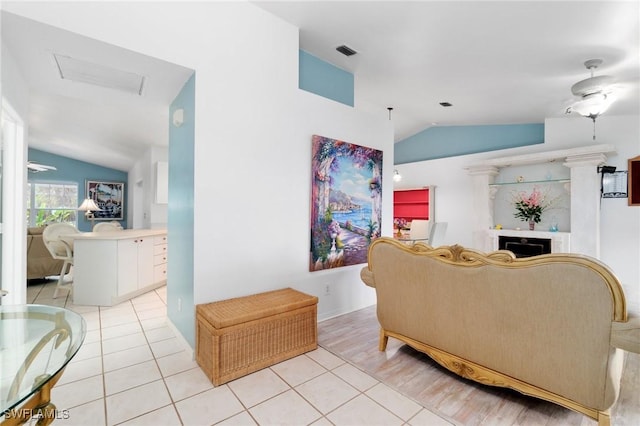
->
[564,153,608,259]
[467,166,499,251]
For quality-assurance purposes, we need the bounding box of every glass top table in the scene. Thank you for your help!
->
[1,305,85,424]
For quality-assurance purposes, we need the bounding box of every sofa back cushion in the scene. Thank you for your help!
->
[28,226,45,235]
[367,239,625,411]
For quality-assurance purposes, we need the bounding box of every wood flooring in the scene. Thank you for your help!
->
[318,305,640,426]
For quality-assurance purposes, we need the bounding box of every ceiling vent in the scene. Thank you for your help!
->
[336,45,357,56]
[53,54,145,95]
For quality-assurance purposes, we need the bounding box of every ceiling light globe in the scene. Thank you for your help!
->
[570,93,613,117]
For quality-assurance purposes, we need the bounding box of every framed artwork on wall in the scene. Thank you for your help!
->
[309,134,383,271]
[629,156,640,206]
[86,180,124,220]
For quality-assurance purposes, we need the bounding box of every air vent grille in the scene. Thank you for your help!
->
[336,45,357,56]
[53,54,145,95]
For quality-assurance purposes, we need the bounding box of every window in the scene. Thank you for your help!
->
[26,182,78,227]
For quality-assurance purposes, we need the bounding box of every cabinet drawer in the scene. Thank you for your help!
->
[154,244,167,256]
[154,253,168,266]
[154,235,167,245]
[154,264,167,282]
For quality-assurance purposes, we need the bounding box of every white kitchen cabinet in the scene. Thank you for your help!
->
[152,235,168,284]
[71,229,167,306]
[117,237,154,296]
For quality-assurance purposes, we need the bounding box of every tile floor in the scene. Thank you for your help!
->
[26,282,453,426]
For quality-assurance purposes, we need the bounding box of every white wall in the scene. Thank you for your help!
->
[128,146,168,230]
[149,147,168,229]
[5,2,393,325]
[395,115,640,309]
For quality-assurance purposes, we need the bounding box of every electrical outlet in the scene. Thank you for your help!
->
[178,297,182,312]
[324,284,331,296]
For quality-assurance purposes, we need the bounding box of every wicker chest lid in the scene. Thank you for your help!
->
[197,287,318,329]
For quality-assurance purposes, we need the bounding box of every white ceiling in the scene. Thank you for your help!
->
[255,1,639,141]
[2,11,194,171]
[3,2,639,171]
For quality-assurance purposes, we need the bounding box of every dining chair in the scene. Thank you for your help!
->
[42,223,79,298]
[428,222,448,247]
[93,221,123,232]
[409,220,430,241]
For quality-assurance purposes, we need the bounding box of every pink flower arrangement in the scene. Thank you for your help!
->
[512,187,555,223]
[393,217,408,229]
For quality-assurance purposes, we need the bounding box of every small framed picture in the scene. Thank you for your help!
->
[86,180,125,220]
[602,171,628,199]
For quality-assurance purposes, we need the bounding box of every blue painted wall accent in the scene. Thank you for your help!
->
[167,73,196,348]
[394,123,545,164]
[27,148,128,231]
[299,50,354,107]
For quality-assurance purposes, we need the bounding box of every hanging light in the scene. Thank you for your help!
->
[393,169,402,182]
[566,59,616,140]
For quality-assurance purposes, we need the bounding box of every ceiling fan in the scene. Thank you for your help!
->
[565,59,617,140]
[27,161,57,173]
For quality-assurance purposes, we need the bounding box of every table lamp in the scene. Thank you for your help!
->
[78,198,100,229]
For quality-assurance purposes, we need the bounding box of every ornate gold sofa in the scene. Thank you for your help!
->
[360,237,639,426]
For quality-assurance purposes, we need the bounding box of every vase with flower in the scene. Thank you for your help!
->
[393,218,407,237]
[512,187,557,231]
[328,220,341,251]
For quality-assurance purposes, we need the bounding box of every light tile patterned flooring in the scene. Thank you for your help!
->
[26,281,453,426]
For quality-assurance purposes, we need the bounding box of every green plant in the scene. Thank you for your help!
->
[35,209,72,227]
[365,220,379,242]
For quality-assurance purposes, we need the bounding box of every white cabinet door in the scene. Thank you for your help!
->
[137,237,155,288]
[117,239,139,296]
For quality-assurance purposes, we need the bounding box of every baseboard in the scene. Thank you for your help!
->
[166,317,194,360]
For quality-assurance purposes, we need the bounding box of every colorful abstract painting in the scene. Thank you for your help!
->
[86,180,124,220]
[310,135,383,271]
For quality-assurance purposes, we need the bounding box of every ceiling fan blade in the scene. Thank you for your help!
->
[27,161,57,172]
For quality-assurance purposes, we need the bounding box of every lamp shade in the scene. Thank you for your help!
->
[78,198,100,211]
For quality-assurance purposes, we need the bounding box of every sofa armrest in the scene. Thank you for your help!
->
[611,312,640,353]
[360,267,375,288]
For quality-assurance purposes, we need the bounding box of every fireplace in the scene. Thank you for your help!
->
[499,236,551,258]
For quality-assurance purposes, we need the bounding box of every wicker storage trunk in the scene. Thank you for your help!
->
[196,288,318,385]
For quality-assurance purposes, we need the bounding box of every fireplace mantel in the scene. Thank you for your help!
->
[468,144,616,258]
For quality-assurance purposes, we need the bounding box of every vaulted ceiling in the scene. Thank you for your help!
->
[256,1,639,141]
[3,1,638,171]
